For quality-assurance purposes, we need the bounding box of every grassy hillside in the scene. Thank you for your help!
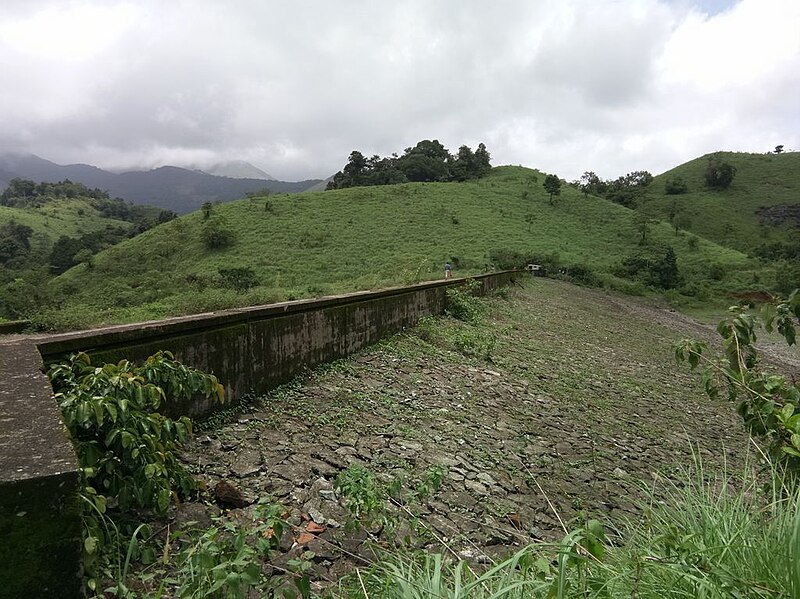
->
[0,198,135,244]
[643,151,800,252]
[44,166,754,329]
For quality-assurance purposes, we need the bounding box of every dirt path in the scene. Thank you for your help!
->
[153,280,761,594]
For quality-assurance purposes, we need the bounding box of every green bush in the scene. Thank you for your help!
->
[202,216,236,249]
[707,262,726,281]
[560,263,599,286]
[445,281,485,324]
[487,248,561,271]
[664,176,688,195]
[618,246,680,289]
[218,267,259,292]
[49,351,225,514]
[48,351,226,589]
[450,327,497,360]
[775,261,800,295]
[171,501,285,598]
[704,158,737,190]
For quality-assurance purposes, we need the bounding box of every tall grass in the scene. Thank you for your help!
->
[336,458,800,598]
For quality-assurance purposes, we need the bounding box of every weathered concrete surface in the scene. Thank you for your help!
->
[38,272,518,419]
[0,342,82,599]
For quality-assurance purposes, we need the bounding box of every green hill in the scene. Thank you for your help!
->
[0,199,134,244]
[44,166,754,330]
[642,151,800,252]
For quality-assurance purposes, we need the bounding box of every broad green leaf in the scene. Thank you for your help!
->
[84,536,98,555]
[157,488,170,513]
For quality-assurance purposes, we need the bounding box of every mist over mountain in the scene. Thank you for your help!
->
[0,153,320,214]
[199,160,276,181]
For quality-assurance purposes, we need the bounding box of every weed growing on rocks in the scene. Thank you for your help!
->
[445,279,485,324]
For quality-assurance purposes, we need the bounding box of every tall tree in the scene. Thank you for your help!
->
[704,158,737,190]
[543,174,562,205]
[474,143,492,176]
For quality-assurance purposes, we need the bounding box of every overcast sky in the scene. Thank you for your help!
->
[1,0,798,181]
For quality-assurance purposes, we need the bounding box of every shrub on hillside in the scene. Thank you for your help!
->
[755,241,800,262]
[704,158,737,190]
[560,263,599,286]
[664,176,688,195]
[218,267,259,292]
[201,216,235,249]
[488,248,560,271]
[775,261,800,296]
[617,246,680,289]
[707,262,726,281]
[679,281,712,301]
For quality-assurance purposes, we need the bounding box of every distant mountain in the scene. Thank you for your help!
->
[304,176,335,192]
[200,160,275,180]
[0,153,321,214]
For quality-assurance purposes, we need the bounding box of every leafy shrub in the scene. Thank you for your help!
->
[755,241,800,262]
[704,158,737,190]
[49,351,225,514]
[560,263,599,286]
[707,262,726,281]
[185,273,213,291]
[171,500,285,598]
[445,281,485,324]
[677,291,799,476]
[218,267,259,292]
[664,176,688,195]
[450,327,497,360]
[413,316,438,343]
[775,261,800,296]
[488,249,560,272]
[202,216,235,249]
[488,248,529,270]
[48,351,225,587]
[618,247,680,289]
[678,281,711,301]
[492,286,510,300]
[336,464,385,526]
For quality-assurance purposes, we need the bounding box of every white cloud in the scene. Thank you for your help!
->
[0,0,797,180]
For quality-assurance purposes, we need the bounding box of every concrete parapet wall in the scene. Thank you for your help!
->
[37,272,518,418]
[0,342,82,599]
[0,319,31,335]
[1,271,517,595]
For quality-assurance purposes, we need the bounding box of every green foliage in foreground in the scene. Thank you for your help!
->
[677,289,800,474]
[340,464,800,598]
[165,501,285,599]
[41,165,753,330]
[48,351,225,591]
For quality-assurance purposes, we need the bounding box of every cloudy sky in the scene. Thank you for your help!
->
[1,0,798,181]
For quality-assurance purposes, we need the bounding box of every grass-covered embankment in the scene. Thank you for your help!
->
[45,166,753,329]
[645,150,800,252]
